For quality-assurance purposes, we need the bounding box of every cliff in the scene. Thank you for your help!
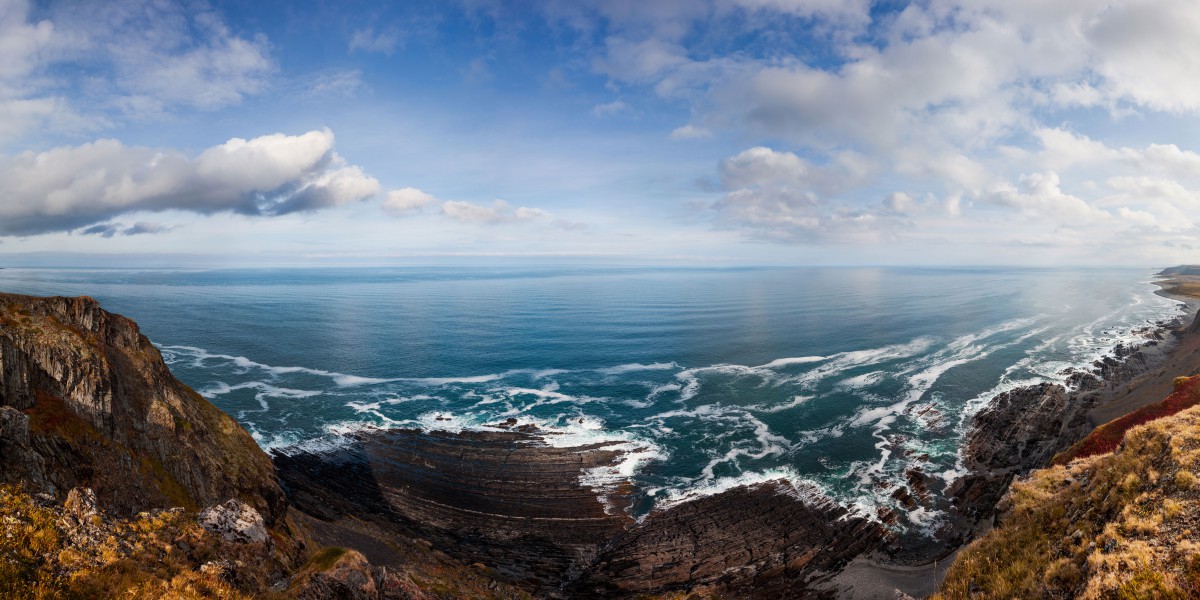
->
[935,375,1200,598]
[0,293,284,521]
[0,293,539,598]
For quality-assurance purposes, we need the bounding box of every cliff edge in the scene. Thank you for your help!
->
[0,293,284,522]
[936,375,1200,598]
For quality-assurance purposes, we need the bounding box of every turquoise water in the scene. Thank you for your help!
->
[0,266,1184,532]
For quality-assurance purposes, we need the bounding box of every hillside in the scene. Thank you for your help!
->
[935,375,1200,598]
[0,293,535,598]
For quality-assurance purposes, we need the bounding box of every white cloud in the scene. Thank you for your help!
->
[0,129,379,236]
[983,172,1109,222]
[383,188,439,215]
[441,199,548,224]
[0,0,274,141]
[349,27,401,54]
[303,69,366,99]
[709,145,901,242]
[669,124,711,140]
[591,99,631,117]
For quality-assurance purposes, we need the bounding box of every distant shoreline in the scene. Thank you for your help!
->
[1087,269,1200,426]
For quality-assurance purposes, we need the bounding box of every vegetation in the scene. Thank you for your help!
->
[1053,375,1200,464]
[935,401,1200,599]
[0,485,282,599]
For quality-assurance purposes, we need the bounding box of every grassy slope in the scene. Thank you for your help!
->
[1054,376,1200,465]
[935,375,1200,599]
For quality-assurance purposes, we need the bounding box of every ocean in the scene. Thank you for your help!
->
[0,266,1184,534]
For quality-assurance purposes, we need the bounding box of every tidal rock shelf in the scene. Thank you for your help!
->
[274,429,636,592]
[274,428,887,598]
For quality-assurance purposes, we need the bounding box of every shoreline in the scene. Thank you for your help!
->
[275,267,1200,598]
[828,269,1200,598]
[1086,283,1200,426]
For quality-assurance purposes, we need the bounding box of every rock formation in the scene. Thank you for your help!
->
[0,293,284,522]
[574,481,886,598]
[948,383,1092,520]
[274,428,637,592]
[275,429,887,597]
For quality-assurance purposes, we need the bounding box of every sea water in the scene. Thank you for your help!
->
[0,266,1184,533]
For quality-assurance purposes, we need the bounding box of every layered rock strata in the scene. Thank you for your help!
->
[573,481,886,598]
[275,429,887,597]
[274,429,636,591]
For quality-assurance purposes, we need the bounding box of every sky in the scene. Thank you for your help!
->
[2,0,1200,267]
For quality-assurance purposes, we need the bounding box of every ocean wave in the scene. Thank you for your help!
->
[595,362,679,375]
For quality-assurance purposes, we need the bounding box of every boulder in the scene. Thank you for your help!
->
[199,499,269,544]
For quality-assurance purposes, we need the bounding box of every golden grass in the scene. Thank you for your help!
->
[934,403,1200,599]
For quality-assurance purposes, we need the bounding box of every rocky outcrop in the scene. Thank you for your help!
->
[948,383,1093,521]
[573,481,886,598]
[275,429,887,598]
[949,315,1185,524]
[291,550,380,600]
[275,428,636,592]
[200,499,270,544]
[0,293,284,522]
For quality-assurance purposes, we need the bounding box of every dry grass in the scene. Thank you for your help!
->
[935,400,1200,599]
[0,485,291,599]
[1054,375,1200,465]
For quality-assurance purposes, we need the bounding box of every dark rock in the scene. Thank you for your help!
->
[573,481,886,598]
[275,428,636,592]
[276,430,886,598]
[950,383,1093,521]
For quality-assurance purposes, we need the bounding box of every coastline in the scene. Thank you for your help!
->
[266,268,1200,598]
[827,268,1200,598]
[1085,277,1200,426]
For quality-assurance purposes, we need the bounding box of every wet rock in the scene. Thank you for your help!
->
[950,383,1093,521]
[573,480,887,597]
[276,430,887,598]
[199,499,269,544]
[275,428,635,592]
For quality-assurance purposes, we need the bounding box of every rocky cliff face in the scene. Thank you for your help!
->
[0,293,284,522]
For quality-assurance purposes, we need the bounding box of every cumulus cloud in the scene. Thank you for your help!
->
[983,172,1109,222]
[382,187,439,215]
[0,129,379,236]
[0,0,274,142]
[709,146,903,242]
[442,200,548,224]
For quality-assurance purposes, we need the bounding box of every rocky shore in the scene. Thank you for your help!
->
[273,270,1200,598]
[274,427,887,598]
[5,268,1200,598]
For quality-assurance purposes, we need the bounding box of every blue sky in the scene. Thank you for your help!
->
[3,0,1200,266]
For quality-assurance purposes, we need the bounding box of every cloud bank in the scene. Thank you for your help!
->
[0,129,379,235]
